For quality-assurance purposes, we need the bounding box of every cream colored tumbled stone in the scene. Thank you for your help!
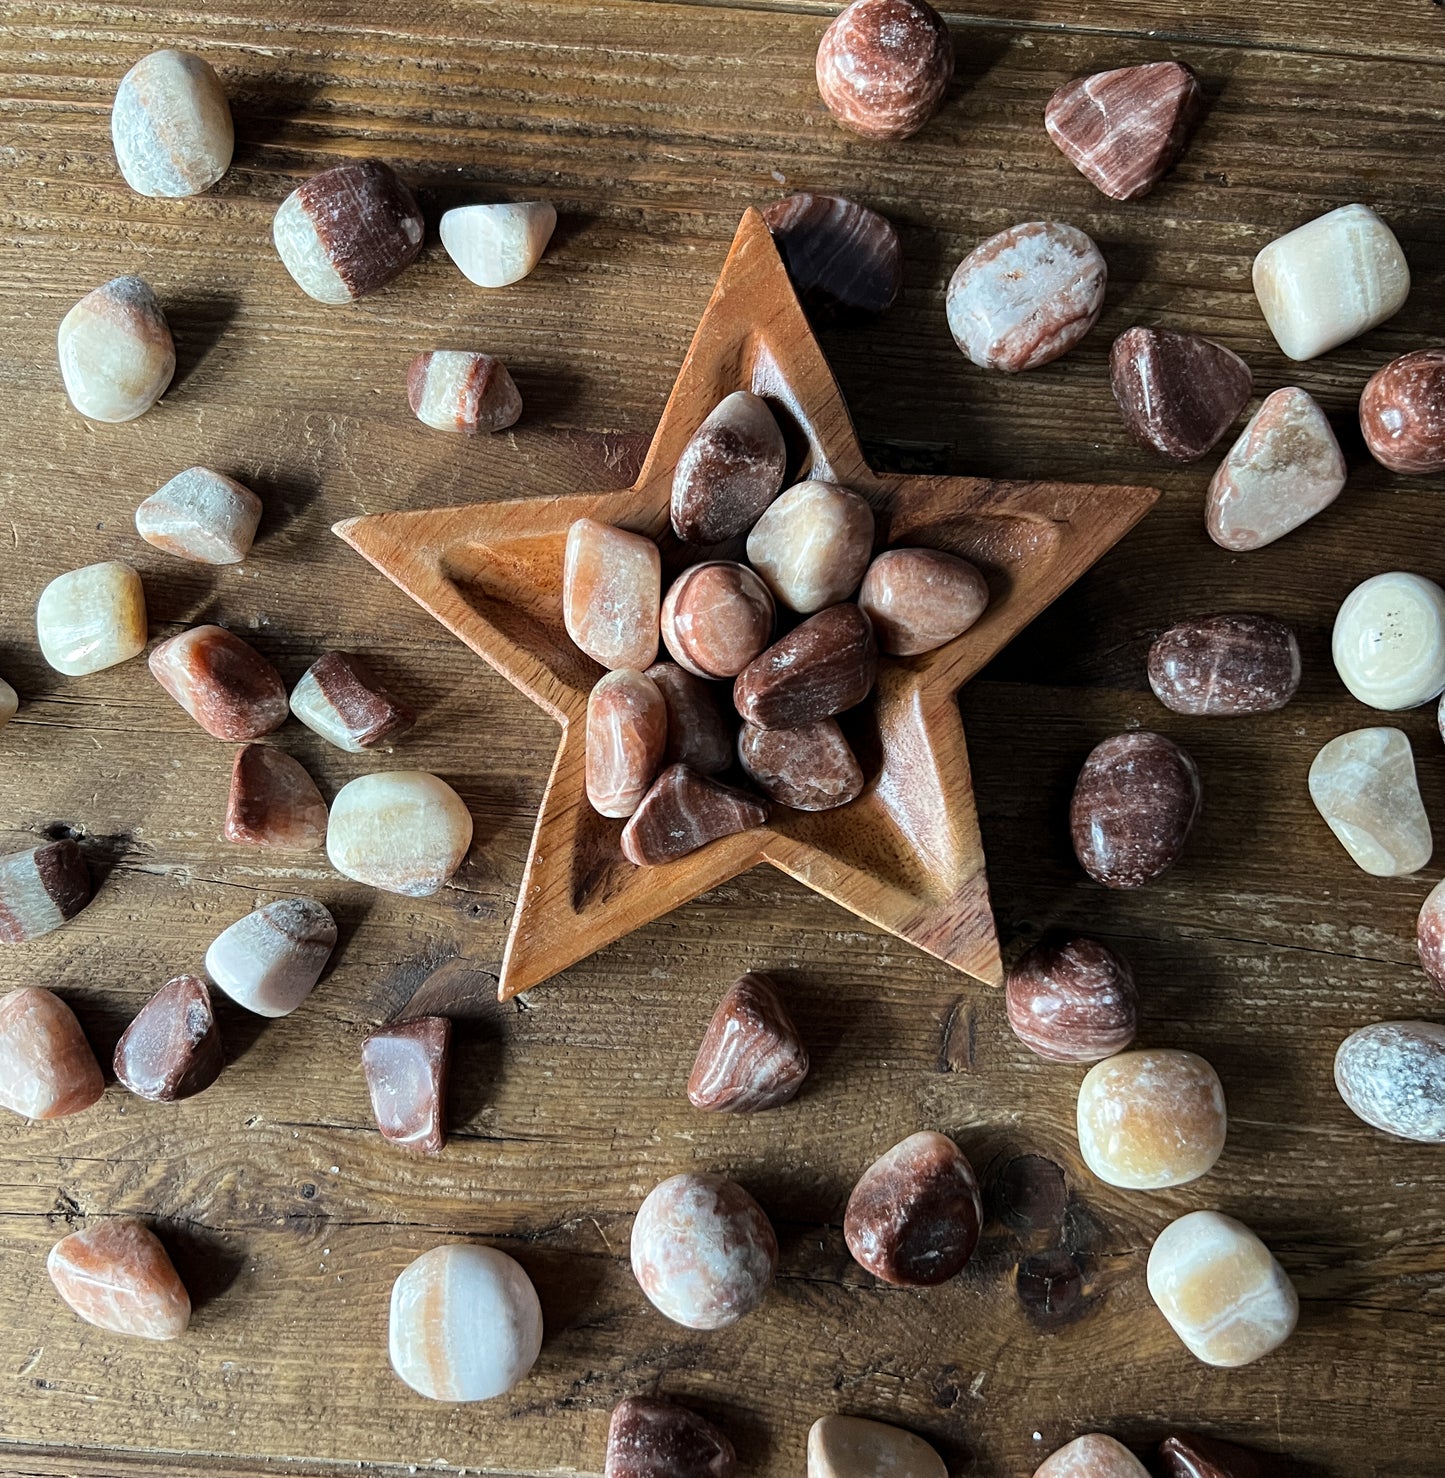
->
[563,518,661,671]
[327,771,473,896]
[136,466,262,564]
[1308,727,1431,877]
[0,677,16,729]
[36,561,148,676]
[1033,1434,1149,1478]
[111,49,233,198]
[807,1415,946,1478]
[58,275,175,423]
[1147,1210,1299,1367]
[205,897,336,1018]
[1332,571,1445,710]
[745,481,874,614]
[440,202,557,288]
[1253,204,1410,362]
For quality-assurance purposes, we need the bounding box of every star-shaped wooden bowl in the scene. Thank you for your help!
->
[337,208,1159,1000]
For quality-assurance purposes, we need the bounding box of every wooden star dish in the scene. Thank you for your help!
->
[336,208,1159,1001]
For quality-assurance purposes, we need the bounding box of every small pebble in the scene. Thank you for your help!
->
[135,466,262,565]
[1147,1210,1298,1368]
[440,201,557,288]
[407,350,522,435]
[843,1130,981,1287]
[48,1220,190,1341]
[389,1244,542,1400]
[362,1015,451,1155]
[564,518,662,671]
[1158,1432,1292,1478]
[1334,1020,1445,1143]
[36,560,148,676]
[1005,934,1137,1064]
[946,221,1107,373]
[0,839,92,944]
[327,771,474,896]
[737,717,864,811]
[745,481,874,614]
[621,765,768,866]
[605,1397,736,1478]
[273,159,424,304]
[113,974,223,1103]
[111,49,233,197]
[586,668,667,818]
[630,1172,777,1329]
[149,624,289,741]
[734,604,877,730]
[1308,728,1431,877]
[0,677,16,729]
[1070,732,1201,889]
[58,275,175,422]
[1206,387,1346,551]
[671,391,786,544]
[225,744,328,849]
[1033,1435,1149,1478]
[1044,60,1202,201]
[1417,879,1445,993]
[661,562,775,679]
[815,0,954,141]
[1147,614,1301,717]
[1076,1048,1227,1189]
[808,1415,946,1478]
[1360,348,1445,475]
[290,651,417,752]
[204,897,337,1018]
[1253,203,1410,362]
[1332,572,1445,710]
[761,192,902,318]
[0,986,104,1119]
[858,548,988,657]
[646,662,734,776]
[687,972,809,1113]
[1111,327,1252,463]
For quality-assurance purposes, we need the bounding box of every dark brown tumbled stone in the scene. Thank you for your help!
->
[733,604,877,730]
[815,0,954,141]
[290,650,417,752]
[1071,732,1201,889]
[1110,327,1252,463]
[1360,348,1445,476]
[1006,935,1137,1064]
[114,975,223,1103]
[1147,614,1301,717]
[1159,1431,1296,1478]
[0,840,91,944]
[737,718,864,811]
[687,972,809,1113]
[645,662,734,776]
[605,1396,736,1478]
[620,765,768,866]
[361,1015,451,1155]
[760,193,903,318]
[671,391,786,544]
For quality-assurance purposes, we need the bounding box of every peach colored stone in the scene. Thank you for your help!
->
[661,562,775,679]
[586,668,667,818]
[0,987,104,1119]
[1033,1434,1149,1478]
[48,1220,191,1340]
[858,548,988,656]
[745,481,874,614]
[808,1416,946,1478]
[563,518,661,671]
[225,744,328,848]
[149,625,288,741]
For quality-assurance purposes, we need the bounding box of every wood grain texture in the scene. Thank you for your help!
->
[0,1,1443,1475]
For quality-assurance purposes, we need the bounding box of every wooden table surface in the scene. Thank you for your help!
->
[2,2,1444,1475]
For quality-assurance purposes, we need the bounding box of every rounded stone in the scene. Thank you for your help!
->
[808,1415,946,1478]
[630,1172,777,1330]
[58,275,175,423]
[745,481,874,614]
[439,201,556,289]
[204,898,337,1019]
[1334,1020,1445,1143]
[670,391,787,544]
[814,0,954,141]
[660,561,775,679]
[326,772,474,897]
[1147,613,1301,717]
[1308,727,1430,878]
[1033,1434,1149,1478]
[111,49,233,198]
[585,668,667,818]
[48,1220,191,1341]
[1005,935,1138,1064]
[858,548,989,657]
[1360,349,1445,476]
[36,561,148,676]
[1417,879,1445,994]
[737,717,865,811]
[0,987,104,1120]
[1332,571,1445,710]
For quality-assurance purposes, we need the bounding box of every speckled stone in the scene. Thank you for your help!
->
[734,604,877,730]
[204,897,337,1018]
[586,668,667,818]
[1111,327,1252,463]
[1033,1434,1150,1478]
[1006,935,1138,1064]
[407,351,522,435]
[136,467,262,565]
[58,275,175,422]
[746,482,875,614]
[113,974,223,1103]
[563,518,662,672]
[111,49,233,198]
[439,201,556,288]
[670,391,786,544]
[687,972,809,1113]
[1147,614,1301,717]
[808,1416,947,1478]
[224,744,328,849]
[1332,572,1445,711]
[1308,728,1431,877]
[620,765,768,866]
[646,662,734,776]
[761,193,903,318]
[1334,1020,1445,1143]
[605,1397,736,1478]
[362,1015,451,1155]
[290,651,417,752]
[0,986,104,1119]
[814,0,954,141]
[36,561,148,676]
[737,717,864,811]
[857,548,988,657]
[1417,879,1445,994]
[661,562,775,679]
[48,1220,191,1341]
[149,625,289,741]
[327,772,474,896]
[0,840,92,944]
[1360,349,1445,476]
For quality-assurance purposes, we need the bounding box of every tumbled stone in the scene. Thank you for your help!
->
[843,1130,981,1287]
[362,1015,451,1155]
[1147,1210,1298,1368]
[1206,387,1346,551]
[440,201,557,288]
[1111,327,1252,463]
[389,1243,542,1400]
[687,972,809,1113]
[661,562,775,679]
[225,744,328,849]
[1418,879,1445,994]
[1332,572,1445,710]
[1360,348,1445,476]
[563,518,662,671]
[1034,1435,1149,1478]
[606,1397,737,1478]
[149,624,288,741]
[112,49,233,198]
[1147,614,1301,717]
[631,1172,777,1329]
[761,192,902,318]
[620,765,768,866]
[1006,935,1137,1064]
[815,0,953,141]
[1308,728,1430,877]
[737,718,864,811]
[204,897,337,1018]
[1070,732,1201,889]
[646,662,733,776]
[0,987,104,1119]
[0,676,16,728]
[1334,1020,1445,1143]
[1076,1048,1227,1190]
[36,560,148,676]
[273,159,424,304]
[808,1415,946,1478]
[858,548,988,657]
[586,668,667,818]
[327,771,474,895]
[48,1220,190,1341]
[0,840,91,944]
[290,651,417,752]
[135,466,262,565]
[1045,60,1202,201]
[113,974,223,1103]
[947,221,1107,373]
[746,482,874,614]
[1253,203,1410,362]
[734,604,877,730]
[671,391,787,544]
[1158,1432,1293,1478]
[407,350,522,435]
[58,275,175,422]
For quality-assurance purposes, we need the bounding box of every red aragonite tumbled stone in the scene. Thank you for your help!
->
[660,562,775,679]
[737,717,864,811]
[1360,348,1445,475]
[1111,327,1252,463]
[687,972,809,1113]
[1033,1434,1149,1478]
[760,193,903,318]
[1158,1431,1295,1478]
[734,604,877,730]
[645,662,734,776]
[815,0,954,141]
[149,624,289,740]
[225,744,328,848]
[362,1015,451,1155]
[113,974,223,1102]
[563,518,661,672]
[620,765,768,866]
[1147,614,1301,717]
[586,668,667,818]
[1006,935,1138,1064]
[670,391,786,544]
[858,548,988,656]
[0,986,104,1119]
[605,1397,737,1478]
[48,1219,191,1340]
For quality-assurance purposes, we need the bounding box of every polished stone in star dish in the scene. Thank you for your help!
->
[746,481,874,614]
[1111,327,1252,463]
[620,765,768,866]
[660,562,775,679]
[734,604,877,730]
[857,548,988,657]
[761,193,903,318]
[586,668,668,818]
[646,662,734,776]
[563,518,662,672]
[737,717,864,811]
[670,391,786,544]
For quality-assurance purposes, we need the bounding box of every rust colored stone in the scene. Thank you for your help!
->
[815,0,954,141]
[1147,614,1301,717]
[362,1015,451,1155]
[605,1396,737,1478]
[620,765,768,866]
[290,650,417,752]
[225,744,328,848]
[48,1219,191,1340]
[671,391,786,543]
[687,972,810,1113]
[1111,327,1252,463]
[148,625,289,741]
[1360,348,1445,475]
[1006,935,1138,1064]
[113,974,223,1102]
[737,717,864,811]
[760,192,902,318]
[0,839,91,944]
[0,986,104,1119]
[645,662,734,776]
[660,561,775,679]
[734,604,877,730]
[858,548,988,657]
[586,668,668,818]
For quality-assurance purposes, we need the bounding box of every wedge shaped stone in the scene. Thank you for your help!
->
[225,744,328,849]
[808,1415,946,1478]
[0,839,91,944]
[136,467,262,565]
[620,765,767,866]
[1111,327,1251,463]
[290,651,417,752]
[687,972,809,1113]
[761,192,903,318]
[440,202,556,288]
[646,662,734,776]
[362,1015,451,1155]
[563,518,661,671]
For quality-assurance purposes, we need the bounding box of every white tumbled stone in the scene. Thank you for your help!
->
[111,49,233,198]
[1309,727,1431,878]
[135,467,262,564]
[326,771,473,897]
[1332,571,1445,710]
[58,275,175,423]
[440,202,557,288]
[36,561,148,676]
[205,897,336,1018]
